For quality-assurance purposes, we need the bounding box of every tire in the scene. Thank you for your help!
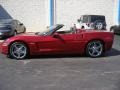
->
[95,22,103,30]
[9,42,28,60]
[86,40,104,58]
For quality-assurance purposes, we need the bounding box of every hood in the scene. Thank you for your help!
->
[17,32,37,36]
[6,32,39,42]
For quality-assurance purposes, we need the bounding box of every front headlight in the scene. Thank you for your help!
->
[2,39,10,46]
[2,42,9,46]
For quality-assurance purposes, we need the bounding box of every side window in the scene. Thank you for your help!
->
[83,16,88,23]
[80,16,83,23]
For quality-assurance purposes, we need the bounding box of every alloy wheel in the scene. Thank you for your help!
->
[86,41,103,57]
[9,42,28,59]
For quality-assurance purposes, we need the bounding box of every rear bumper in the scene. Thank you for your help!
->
[105,41,113,51]
[104,36,114,51]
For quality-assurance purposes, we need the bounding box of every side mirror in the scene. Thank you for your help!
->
[53,33,60,38]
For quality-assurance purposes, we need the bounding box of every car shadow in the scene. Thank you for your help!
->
[30,54,83,59]
[105,48,120,57]
[28,48,120,59]
[115,79,120,90]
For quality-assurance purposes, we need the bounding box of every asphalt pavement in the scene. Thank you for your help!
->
[0,35,120,90]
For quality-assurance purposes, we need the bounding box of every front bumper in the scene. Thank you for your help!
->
[0,39,10,55]
[0,43,9,55]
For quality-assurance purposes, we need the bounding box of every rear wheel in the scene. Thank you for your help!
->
[86,40,104,57]
[95,22,103,30]
[9,42,28,60]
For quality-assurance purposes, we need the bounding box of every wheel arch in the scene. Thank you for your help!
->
[85,39,105,53]
[8,40,30,56]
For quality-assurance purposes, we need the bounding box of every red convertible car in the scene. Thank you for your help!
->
[1,24,114,59]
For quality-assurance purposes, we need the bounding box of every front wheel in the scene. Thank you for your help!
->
[86,40,104,58]
[9,42,28,60]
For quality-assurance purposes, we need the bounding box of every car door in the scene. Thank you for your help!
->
[59,33,85,54]
[37,32,84,55]
[37,35,67,55]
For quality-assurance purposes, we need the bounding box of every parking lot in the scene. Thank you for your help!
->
[0,35,120,90]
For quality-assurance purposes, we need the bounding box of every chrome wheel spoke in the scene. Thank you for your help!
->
[91,49,95,55]
[13,50,18,54]
[10,43,27,59]
[94,49,100,54]
[93,42,97,46]
[19,46,24,50]
[88,41,103,57]
[17,53,21,59]
[20,50,26,54]
[14,44,19,50]
[89,47,93,50]
[96,45,102,50]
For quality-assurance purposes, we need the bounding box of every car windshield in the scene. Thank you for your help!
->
[0,19,12,24]
[36,24,64,36]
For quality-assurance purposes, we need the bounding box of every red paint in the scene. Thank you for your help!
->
[1,29,114,56]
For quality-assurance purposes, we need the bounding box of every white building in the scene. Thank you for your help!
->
[0,0,119,32]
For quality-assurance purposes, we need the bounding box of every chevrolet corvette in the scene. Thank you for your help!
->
[1,24,114,60]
